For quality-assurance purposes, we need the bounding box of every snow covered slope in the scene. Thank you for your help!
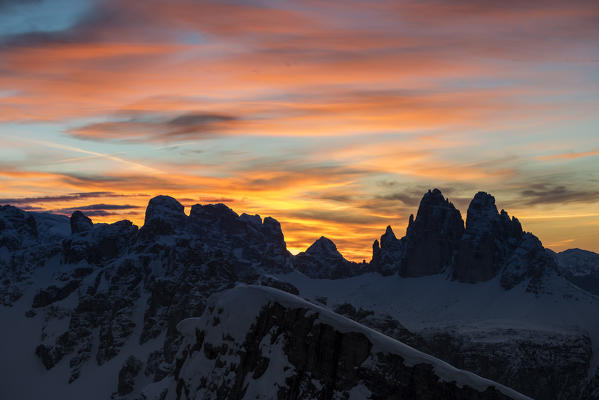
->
[279,271,599,399]
[167,285,530,400]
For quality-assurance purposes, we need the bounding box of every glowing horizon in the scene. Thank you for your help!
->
[0,0,598,260]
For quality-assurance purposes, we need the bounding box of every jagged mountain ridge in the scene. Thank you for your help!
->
[370,189,557,292]
[0,189,598,399]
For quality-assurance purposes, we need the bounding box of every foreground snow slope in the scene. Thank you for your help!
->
[278,271,599,398]
[169,285,530,400]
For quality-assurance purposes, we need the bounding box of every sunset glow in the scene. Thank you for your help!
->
[1,0,598,260]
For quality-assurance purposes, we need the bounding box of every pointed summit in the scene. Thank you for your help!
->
[294,236,361,278]
[371,225,404,275]
[400,189,464,277]
[306,236,341,258]
[380,225,397,247]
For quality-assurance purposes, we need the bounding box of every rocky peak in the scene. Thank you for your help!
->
[305,236,342,259]
[239,213,262,228]
[453,192,524,283]
[145,195,185,224]
[70,211,93,234]
[142,195,186,236]
[380,225,397,248]
[0,205,38,237]
[372,239,380,255]
[465,192,498,234]
[294,236,361,279]
[371,225,404,275]
[409,189,462,230]
[262,216,283,239]
[400,189,464,277]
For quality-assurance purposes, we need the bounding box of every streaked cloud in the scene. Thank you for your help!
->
[520,184,599,206]
[538,149,599,161]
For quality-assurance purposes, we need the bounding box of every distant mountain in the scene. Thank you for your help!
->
[370,189,556,292]
[0,190,598,399]
[553,248,599,295]
[293,236,365,278]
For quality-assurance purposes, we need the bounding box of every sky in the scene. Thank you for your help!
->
[0,0,598,260]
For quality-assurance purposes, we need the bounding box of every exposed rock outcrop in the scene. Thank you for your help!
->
[117,356,143,396]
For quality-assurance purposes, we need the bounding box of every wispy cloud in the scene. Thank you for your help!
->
[538,149,599,161]
[520,184,599,205]
[0,192,117,204]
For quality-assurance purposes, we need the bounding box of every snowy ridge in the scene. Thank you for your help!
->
[554,249,599,297]
[174,285,530,400]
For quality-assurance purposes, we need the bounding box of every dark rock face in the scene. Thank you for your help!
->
[400,189,465,277]
[70,211,93,234]
[32,280,80,308]
[453,192,523,283]
[117,356,143,395]
[187,204,294,274]
[257,305,373,398]
[63,219,139,264]
[335,303,594,400]
[417,328,592,400]
[294,236,363,278]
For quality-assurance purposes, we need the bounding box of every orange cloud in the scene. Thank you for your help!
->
[0,0,598,259]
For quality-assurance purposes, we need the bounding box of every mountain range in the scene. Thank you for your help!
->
[0,189,598,399]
